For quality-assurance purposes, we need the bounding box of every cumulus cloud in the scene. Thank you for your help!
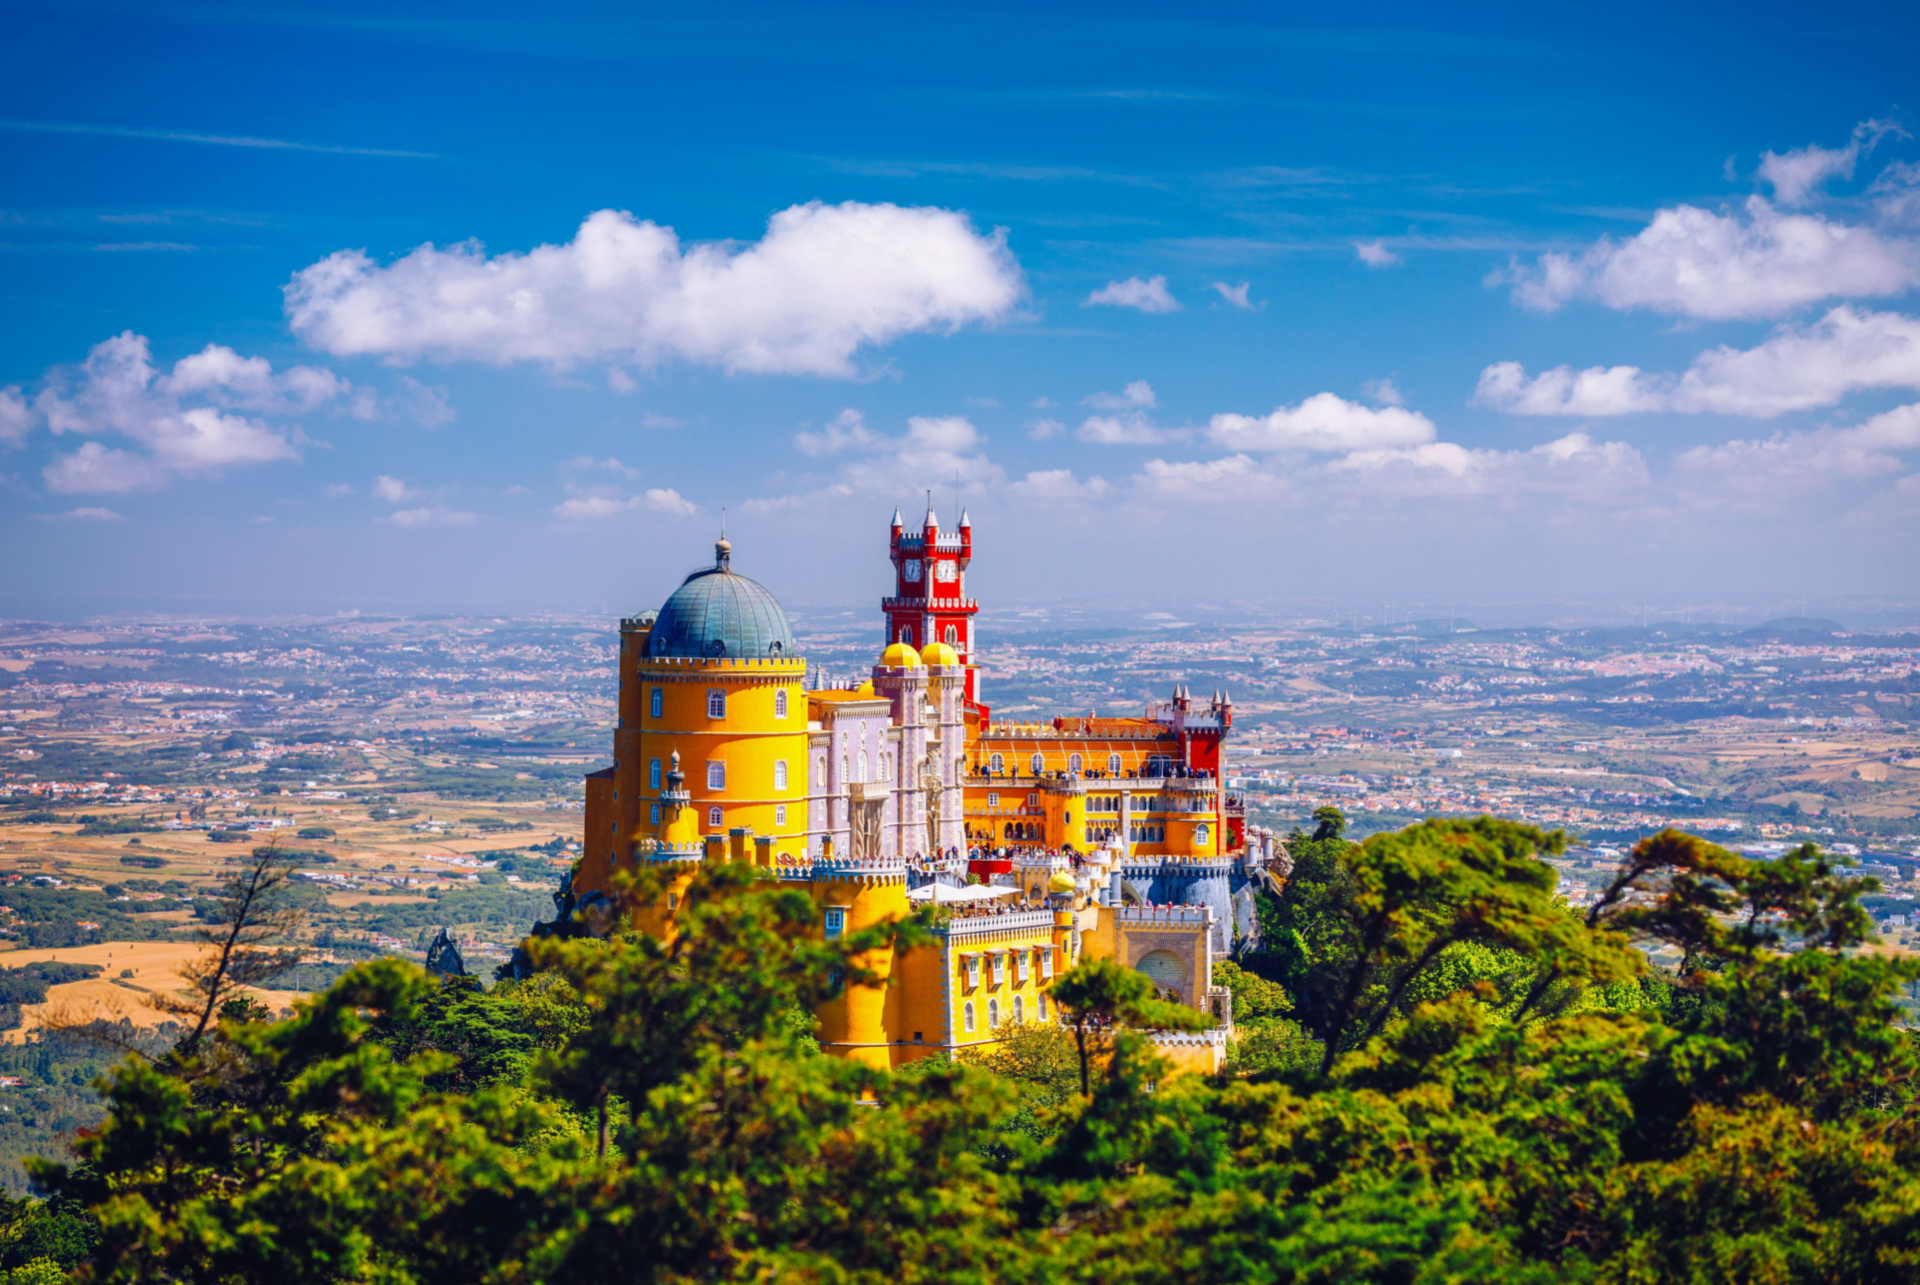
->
[1669,401,1920,510]
[1084,380,1157,411]
[644,487,698,515]
[795,408,880,456]
[554,494,638,520]
[1497,195,1920,321]
[371,474,417,502]
[1084,275,1180,313]
[1071,380,1185,444]
[49,506,126,522]
[1476,305,1920,417]
[1354,240,1400,268]
[1361,377,1405,406]
[1210,281,1253,308]
[25,332,353,494]
[0,387,30,446]
[750,412,1002,511]
[1759,119,1902,206]
[1008,469,1110,501]
[285,201,1024,377]
[389,506,477,528]
[1137,453,1265,497]
[1027,417,1065,441]
[1207,392,1437,453]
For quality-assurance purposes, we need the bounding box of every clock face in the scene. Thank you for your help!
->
[902,559,922,582]
[935,559,958,583]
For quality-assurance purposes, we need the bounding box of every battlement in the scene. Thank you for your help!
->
[940,909,1060,941]
[1116,904,1214,927]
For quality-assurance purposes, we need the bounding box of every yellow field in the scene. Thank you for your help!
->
[0,939,307,1041]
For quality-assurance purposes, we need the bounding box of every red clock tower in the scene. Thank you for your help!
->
[885,503,984,715]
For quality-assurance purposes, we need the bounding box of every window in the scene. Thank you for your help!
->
[987,998,1000,1028]
[707,760,726,790]
[775,803,788,826]
[1195,823,1211,846]
[649,758,662,789]
[1016,951,1030,982]
[1029,752,1044,775]
[707,690,726,719]
[1068,753,1083,774]
[1041,949,1055,979]
[1037,993,1048,1021]
[774,688,789,719]
[987,792,999,808]
[649,687,663,719]
[880,753,890,781]
[944,624,958,644]
[858,751,868,782]
[964,956,980,988]
[708,806,722,828]
[815,756,826,787]
[989,753,1004,773]
[1013,995,1024,1024]
[1109,753,1122,774]
[991,953,1006,985]
[823,908,846,940]
[841,754,849,783]
[901,625,914,646]
[650,803,661,825]
[963,1001,976,1033]
[774,760,789,791]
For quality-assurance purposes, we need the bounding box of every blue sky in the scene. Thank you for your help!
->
[3,0,1917,619]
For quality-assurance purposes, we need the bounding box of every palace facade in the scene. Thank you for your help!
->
[572,510,1284,1071]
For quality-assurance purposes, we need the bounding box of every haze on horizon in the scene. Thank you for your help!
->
[3,0,1918,621]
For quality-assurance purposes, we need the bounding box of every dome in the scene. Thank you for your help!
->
[645,539,798,660]
[920,641,960,668]
[880,642,923,668]
[1047,868,1077,894]
[856,679,877,696]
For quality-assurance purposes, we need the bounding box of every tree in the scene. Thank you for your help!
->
[1050,957,1214,1098]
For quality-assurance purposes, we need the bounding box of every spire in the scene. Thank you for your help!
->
[959,507,971,529]
[714,512,732,570]
[890,506,903,529]
[924,489,937,529]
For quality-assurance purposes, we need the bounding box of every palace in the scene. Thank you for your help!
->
[572,508,1285,1071]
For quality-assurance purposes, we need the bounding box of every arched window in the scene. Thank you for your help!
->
[1013,995,1025,1024]
[989,752,1004,773]
[707,690,726,719]
[774,689,789,719]
[858,750,868,782]
[901,625,914,646]
[649,687,663,718]
[1037,993,1048,1021]
[1029,752,1044,775]
[708,806,722,828]
[707,760,725,790]
[1195,823,1210,846]
[880,753,890,781]
[841,754,849,783]
[987,998,1000,1029]
[963,1001,976,1033]
[944,624,958,644]
[1108,752,1122,774]
[649,758,662,789]
[774,760,789,791]
[1068,753,1083,774]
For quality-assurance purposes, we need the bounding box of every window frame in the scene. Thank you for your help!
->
[963,1000,975,1033]
[707,805,722,828]
[707,760,726,790]
[989,752,1005,773]
[706,689,726,719]
[649,687,663,719]
[1029,752,1044,775]
[774,803,787,826]
[774,688,789,719]
[649,758,662,789]
[774,760,789,791]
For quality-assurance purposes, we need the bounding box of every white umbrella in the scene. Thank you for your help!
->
[907,883,1022,904]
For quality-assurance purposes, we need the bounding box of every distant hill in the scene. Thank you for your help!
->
[1746,617,1845,638]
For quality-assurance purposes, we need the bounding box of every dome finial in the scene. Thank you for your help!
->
[715,509,731,570]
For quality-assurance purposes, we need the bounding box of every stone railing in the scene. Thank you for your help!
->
[1115,904,1214,927]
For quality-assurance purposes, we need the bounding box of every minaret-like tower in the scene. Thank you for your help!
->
[884,501,982,710]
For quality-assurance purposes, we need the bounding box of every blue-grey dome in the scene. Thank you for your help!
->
[646,540,798,660]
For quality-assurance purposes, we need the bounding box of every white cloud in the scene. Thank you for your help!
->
[1084,380,1157,411]
[1008,469,1109,501]
[1027,417,1065,441]
[285,201,1024,377]
[1327,431,1649,498]
[1084,275,1180,313]
[607,367,638,394]
[1672,402,1920,506]
[50,505,126,522]
[1208,392,1437,452]
[795,408,880,456]
[0,387,29,446]
[1476,305,1920,417]
[1759,119,1901,206]
[554,494,638,520]
[1498,196,1920,320]
[393,376,455,427]
[1210,281,1253,308]
[748,412,1002,510]
[644,487,698,515]
[371,474,416,502]
[389,506,477,528]
[1362,377,1405,406]
[1137,454,1267,497]
[560,455,641,478]
[324,482,353,497]
[30,332,344,493]
[1355,240,1400,268]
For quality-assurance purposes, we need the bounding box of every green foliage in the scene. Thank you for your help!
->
[21,821,1920,1283]
[0,964,103,1007]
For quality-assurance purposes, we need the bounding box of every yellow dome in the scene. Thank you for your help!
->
[1047,868,1077,894]
[856,679,876,696]
[920,641,960,668]
[880,642,923,668]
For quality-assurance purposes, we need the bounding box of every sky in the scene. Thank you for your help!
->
[3,0,1918,622]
